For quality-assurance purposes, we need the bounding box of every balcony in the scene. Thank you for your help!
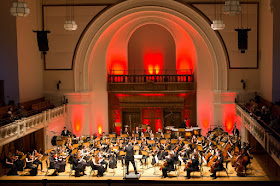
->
[107,70,195,92]
[0,105,66,147]
[235,103,280,167]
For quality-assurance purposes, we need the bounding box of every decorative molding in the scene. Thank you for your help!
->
[108,82,195,92]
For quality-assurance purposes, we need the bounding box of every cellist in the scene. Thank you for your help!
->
[210,152,224,179]
[185,153,199,179]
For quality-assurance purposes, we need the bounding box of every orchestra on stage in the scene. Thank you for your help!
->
[3,122,252,179]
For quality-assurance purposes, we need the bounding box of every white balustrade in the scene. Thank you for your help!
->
[0,105,66,147]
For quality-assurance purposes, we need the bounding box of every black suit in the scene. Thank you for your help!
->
[232,128,239,136]
[124,145,137,174]
[162,157,175,177]
[186,156,199,177]
[211,156,224,177]
[61,130,70,136]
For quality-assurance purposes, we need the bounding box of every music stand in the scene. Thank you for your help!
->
[171,139,178,144]
[154,133,160,138]
[147,140,155,144]
[121,134,128,138]
[164,134,171,139]
[160,139,167,144]
[144,133,150,138]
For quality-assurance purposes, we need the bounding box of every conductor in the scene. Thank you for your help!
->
[124,143,139,175]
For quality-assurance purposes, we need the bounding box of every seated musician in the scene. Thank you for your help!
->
[156,128,164,139]
[49,152,59,176]
[186,153,199,179]
[162,151,175,178]
[90,154,106,177]
[65,138,73,154]
[25,153,36,169]
[146,126,152,135]
[73,153,86,177]
[210,152,224,179]
[61,127,70,136]
[99,150,108,171]
[33,150,44,172]
[100,132,106,140]
[5,152,18,175]
[133,126,142,139]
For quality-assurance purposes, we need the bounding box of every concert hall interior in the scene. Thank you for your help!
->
[0,0,280,185]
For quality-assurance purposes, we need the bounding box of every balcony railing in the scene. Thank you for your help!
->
[0,104,66,147]
[108,69,194,83]
[236,103,280,167]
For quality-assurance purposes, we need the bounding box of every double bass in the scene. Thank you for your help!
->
[235,152,249,175]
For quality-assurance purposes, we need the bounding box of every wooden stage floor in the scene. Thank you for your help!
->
[0,155,274,182]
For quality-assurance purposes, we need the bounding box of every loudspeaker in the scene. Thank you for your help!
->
[235,29,251,53]
[33,30,50,53]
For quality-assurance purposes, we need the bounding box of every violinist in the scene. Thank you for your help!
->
[49,152,59,176]
[65,138,73,154]
[33,150,44,172]
[210,152,224,179]
[162,151,175,178]
[73,153,86,177]
[90,154,105,177]
[99,150,108,171]
[186,153,199,179]
[25,152,38,176]
[5,152,18,175]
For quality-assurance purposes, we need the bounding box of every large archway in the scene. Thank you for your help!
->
[67,0,230,136]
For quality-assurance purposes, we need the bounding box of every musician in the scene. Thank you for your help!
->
[73,153,86,177]
[90,154,105,177]
[145,126,152,134]
[49,152,59,176]
[179,118,188,128]
[100,132,106,140]
[61,127,70,136]
[124,142,139,175]
[232,125,239,137]
[5,152,18,175]
[162,152,175,178]
[25,153,36,169]
[99,150,108,171]
[33,150,44,172]
[210,152,224,179]
[186,153,199,179]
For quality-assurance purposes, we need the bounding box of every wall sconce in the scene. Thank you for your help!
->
[57,80,61,90]
[241,79,245,89]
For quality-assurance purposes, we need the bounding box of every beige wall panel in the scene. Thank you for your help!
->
[194,4,258,68]
[44,6,106,69]
[17,0,44,102]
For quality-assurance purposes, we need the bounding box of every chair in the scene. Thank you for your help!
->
[89,166,98,177]
[69,163,74,177]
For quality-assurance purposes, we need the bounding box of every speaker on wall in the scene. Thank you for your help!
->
[235,28,251,53]
[33,30,50,54]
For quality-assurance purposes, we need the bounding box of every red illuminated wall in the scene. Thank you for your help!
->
[70,105,86,137]
[128,24,176,75]
[223,104,236,133]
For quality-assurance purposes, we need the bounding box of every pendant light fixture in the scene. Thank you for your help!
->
[10,1,30,17]
[223,0,242,16]
[64,0,77,31]
[211,2,225,30]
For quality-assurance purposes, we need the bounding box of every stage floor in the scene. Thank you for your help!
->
[0,155,271,182]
